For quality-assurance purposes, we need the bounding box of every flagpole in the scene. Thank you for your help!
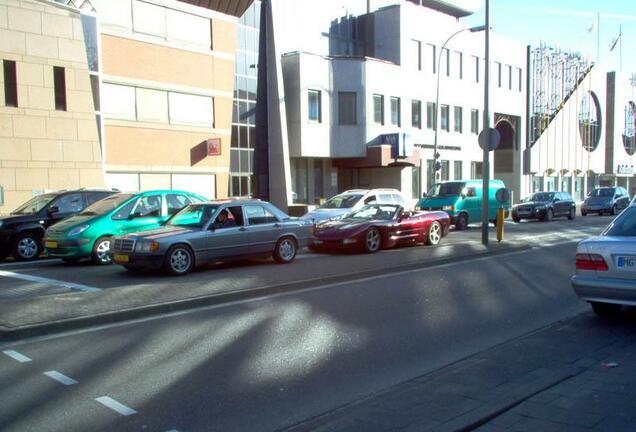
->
[596,12,600,64]
[620,24,623,72]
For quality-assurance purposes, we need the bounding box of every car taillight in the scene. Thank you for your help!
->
[576,253,608,271]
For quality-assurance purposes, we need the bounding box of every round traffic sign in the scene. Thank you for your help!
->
[495,188,510,204]
[478,128,501,151]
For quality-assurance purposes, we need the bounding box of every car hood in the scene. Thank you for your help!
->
[302,207,351,222]
[315,218,378,236]
[120,225,198,241]
[0,213,41,227]
[48,215,98,233]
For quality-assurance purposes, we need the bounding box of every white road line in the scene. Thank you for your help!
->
[0,259,63,268]
[43,370,78,385]
[3,350,32,363]
[95,396,137,416]
[0,270,101,293]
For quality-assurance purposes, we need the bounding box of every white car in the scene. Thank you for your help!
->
[302,188,408,223]
[571,203,636,316]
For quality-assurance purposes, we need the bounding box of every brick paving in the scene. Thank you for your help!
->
[284,310,636,432]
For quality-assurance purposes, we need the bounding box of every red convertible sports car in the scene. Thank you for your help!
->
[311,204,451,253]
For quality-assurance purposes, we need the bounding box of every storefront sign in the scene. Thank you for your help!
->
[617,164,634,175]
[206,138,222,156]
[382,133,413,158]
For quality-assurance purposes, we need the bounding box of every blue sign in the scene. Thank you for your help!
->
[382,133,413,158]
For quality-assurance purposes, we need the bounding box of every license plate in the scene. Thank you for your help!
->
[45,241,58,249]
[616,256,636,270]
[113,253,129,263]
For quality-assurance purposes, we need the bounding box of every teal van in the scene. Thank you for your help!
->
[417,179,509,230]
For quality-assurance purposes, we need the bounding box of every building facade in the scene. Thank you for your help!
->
[0,0,104,213]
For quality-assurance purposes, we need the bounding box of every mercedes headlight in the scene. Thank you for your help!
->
[67,224,89,236]
[135,240,160,253]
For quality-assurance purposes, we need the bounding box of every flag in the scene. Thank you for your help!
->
[609,30,621,51]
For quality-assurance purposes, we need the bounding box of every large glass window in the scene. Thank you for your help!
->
[454,161,463,180]
[390,96,401,126]
[308,89,321,122]
[473,55,479,83]
[471,109,479,134]
[339,92,357,125]
[427,43,436,73]
[411,100,421,129]
[426,102,436,130]
[456,51,463,79]
[454,106,462,133]
[440,104,449,131]
[373,94,384,125]
[441,160,450,181]
[412,39,422,70]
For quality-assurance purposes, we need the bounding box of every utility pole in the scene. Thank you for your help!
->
[481,0,490,245]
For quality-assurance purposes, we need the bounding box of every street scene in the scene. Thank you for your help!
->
[1,0,636,431]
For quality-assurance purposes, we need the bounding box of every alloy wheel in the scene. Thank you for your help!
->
[16,236,38,260]
[365,229,380,253]
[278,238,296,262]
[95,239,112,264]
[170,248,191,274]
[427,222,442,245]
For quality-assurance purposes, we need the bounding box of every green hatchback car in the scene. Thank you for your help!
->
[43,190,206,264]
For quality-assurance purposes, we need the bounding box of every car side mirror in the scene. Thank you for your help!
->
[47,206,60,215]
[421,193,427,198]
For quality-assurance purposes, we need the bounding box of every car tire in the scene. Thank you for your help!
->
[273,236,298,264]
[12,233,41,261]
[426,221,442,246]
[543,209,553,222]
[567,207,575,220]
[62,258,80,264]
[512,215,521,223]
[364,228,381,253]
[164,245,194,276]
[91,236,113,265]
[610,205,617,216]
[455,213,468,231]
[591,301,621,317]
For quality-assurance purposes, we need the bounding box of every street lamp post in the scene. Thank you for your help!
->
[481,0,490,245]
[433,25,486,187]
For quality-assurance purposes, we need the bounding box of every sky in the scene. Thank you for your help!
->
[461,0,636,75]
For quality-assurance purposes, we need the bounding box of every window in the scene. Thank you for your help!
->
[112,199,137,220]
[456,51,463,79]
[52,193,83,214]
[440,104,449,131]
[412,39,422,70]
[454,106,462,133]
[472,55,479,83]
[338,92,357,125]
[132,195,163,217]
[443,48,450,77]
[441,160,450,181]
[86,192,111,206]
[426,102,436,130]
[412,166,421,199]
[53,66,67,111]
[390,96,401,126]
[308,89,321,122]
[102,83,136,119]
[166,194,193,215]
[373,94,384,125]
[496,62,502,88]
[454,161,462,180]
[517,67,523,92]
[411,100,422,129]
[471,161,483,179]
[3,60,17,107]
[244,205,278,225]
[471,109,479,134]
[507,65,512,90]
[169,92,214,126]
[427,43,436,73]
[136,88,168,123]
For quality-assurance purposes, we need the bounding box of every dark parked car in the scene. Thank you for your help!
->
[110,200,313,275]
[581,186,630,216]
[0,189,117,261]
[511,191,576,222]
[311,204,450,253]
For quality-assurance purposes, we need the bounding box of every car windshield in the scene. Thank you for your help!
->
[346,204,399,221]
[603,207,636,236]
[12,194,57,215]
[168,204,218,227]
[80,194,134,216]
[590,188,614,198]
[427,182,465,198]
[321,194,363,209]
[528,192,554,202]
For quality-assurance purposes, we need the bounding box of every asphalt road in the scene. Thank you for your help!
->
[0,216,609,432]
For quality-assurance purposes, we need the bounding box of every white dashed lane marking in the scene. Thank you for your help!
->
[0,270,101,292]
[43,370,78,385]
[95,396,137,416]
[3,350,32,363]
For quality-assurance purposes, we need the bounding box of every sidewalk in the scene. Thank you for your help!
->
[284,310,636,432]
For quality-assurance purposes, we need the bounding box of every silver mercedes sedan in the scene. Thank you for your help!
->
[571,203,636,316]
[110,199,313,275]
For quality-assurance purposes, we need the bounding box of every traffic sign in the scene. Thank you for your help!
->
[478,128,501,151]
[495,188,510,204]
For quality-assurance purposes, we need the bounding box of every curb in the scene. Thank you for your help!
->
[0,243,532,342]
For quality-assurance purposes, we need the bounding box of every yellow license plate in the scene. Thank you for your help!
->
[45,241,58,249]
[113,253,129,263]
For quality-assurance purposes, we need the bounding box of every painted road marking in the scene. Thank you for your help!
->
[43,370,78,385]
[95,396,137,416]
[3,350,32,363]
[0,259,62,268]
[0,270,101,293]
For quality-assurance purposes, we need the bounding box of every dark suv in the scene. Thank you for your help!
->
[0,189,117,261]
[581,186,630,216]
[512,191,576,222]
